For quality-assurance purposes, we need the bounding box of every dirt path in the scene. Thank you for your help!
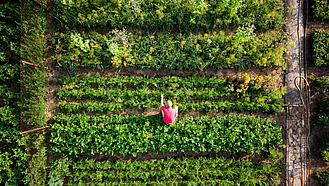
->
[285,0,311,184]
[45,0,57,121]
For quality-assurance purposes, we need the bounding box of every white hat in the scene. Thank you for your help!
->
[167,100,172,107]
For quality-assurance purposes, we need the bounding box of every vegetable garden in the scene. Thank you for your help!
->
[45,0,288,185]
[1,0,303,185]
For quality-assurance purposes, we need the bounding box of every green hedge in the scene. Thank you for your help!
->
[313,30,329,66]
[53,0,285,30]
[20,0,48,185]
[51,29,287,71]
[312,0,329,19]
[0,2,30,185]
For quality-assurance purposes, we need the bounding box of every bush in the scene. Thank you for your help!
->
[313,30,329,66]
[53,0,285,30]
[312,0,329,20]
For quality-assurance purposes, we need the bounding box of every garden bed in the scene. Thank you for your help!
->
[305,0,329,183]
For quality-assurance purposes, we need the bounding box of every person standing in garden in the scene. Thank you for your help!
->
[161,94,178,123]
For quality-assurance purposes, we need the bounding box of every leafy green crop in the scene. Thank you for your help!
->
[0,3,20,62]
[49,156,281,185]
[51,114,282,156]
[55,73,284,115]
[51,29,287,70]
[312,0,329,20]
[52,0,285,31]
[0,2,30,185]
[313,30,329,66]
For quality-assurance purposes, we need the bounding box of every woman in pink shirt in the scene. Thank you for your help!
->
[161,94,178,123]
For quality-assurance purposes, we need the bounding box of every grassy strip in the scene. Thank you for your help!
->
[312,0,329,20]
[0,2,30,185]
[20,0,47,185]
[50,114,282,156]
[49,156,281,185]
[313,30,329,66]
[53,0,285,30]
[51,30,286,71]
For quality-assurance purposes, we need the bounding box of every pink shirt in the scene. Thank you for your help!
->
[162,106,177,123]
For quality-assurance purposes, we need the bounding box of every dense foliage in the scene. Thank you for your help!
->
[313,30,329,66]
[0,2,30,185]
[55,73,285,115]
[316,171,329,185]
[51,114,282,156]
[20,0,48,185]
[49,0,286,183]
[312,0,329,20]
[51,29,287,71]
[312,76,329,125]
[49,155,282,185]
[53,0,285,30]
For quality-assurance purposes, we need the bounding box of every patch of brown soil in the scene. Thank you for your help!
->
[120,108,141,116]
[45,1,57,121]
[183,111,201,117]
[58,66,284,80]
[87,150,271,163]
[143,107,160,116]
[307,66,329,78]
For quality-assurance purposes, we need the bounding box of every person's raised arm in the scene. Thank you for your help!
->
[161,94,164,107]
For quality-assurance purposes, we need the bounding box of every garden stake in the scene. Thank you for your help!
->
[32,0,49,11]
[19,126,50,135]
[21,60,48,69]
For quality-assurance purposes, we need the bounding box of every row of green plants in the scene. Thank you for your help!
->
[312,0,329,20]
[313,30,329,66]
[49,154,282,185]
[51,28,287,71]
[53,0,285,30]
[51,114,282,156]
[56,73,285,114]
[57,99,282,115]
[20,0,48,185]
[0,2,30,185]
[57,73,227,89]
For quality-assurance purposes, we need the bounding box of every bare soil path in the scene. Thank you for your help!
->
[285,0,310,184]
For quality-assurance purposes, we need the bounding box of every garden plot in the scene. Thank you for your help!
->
[47,0,287,185]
